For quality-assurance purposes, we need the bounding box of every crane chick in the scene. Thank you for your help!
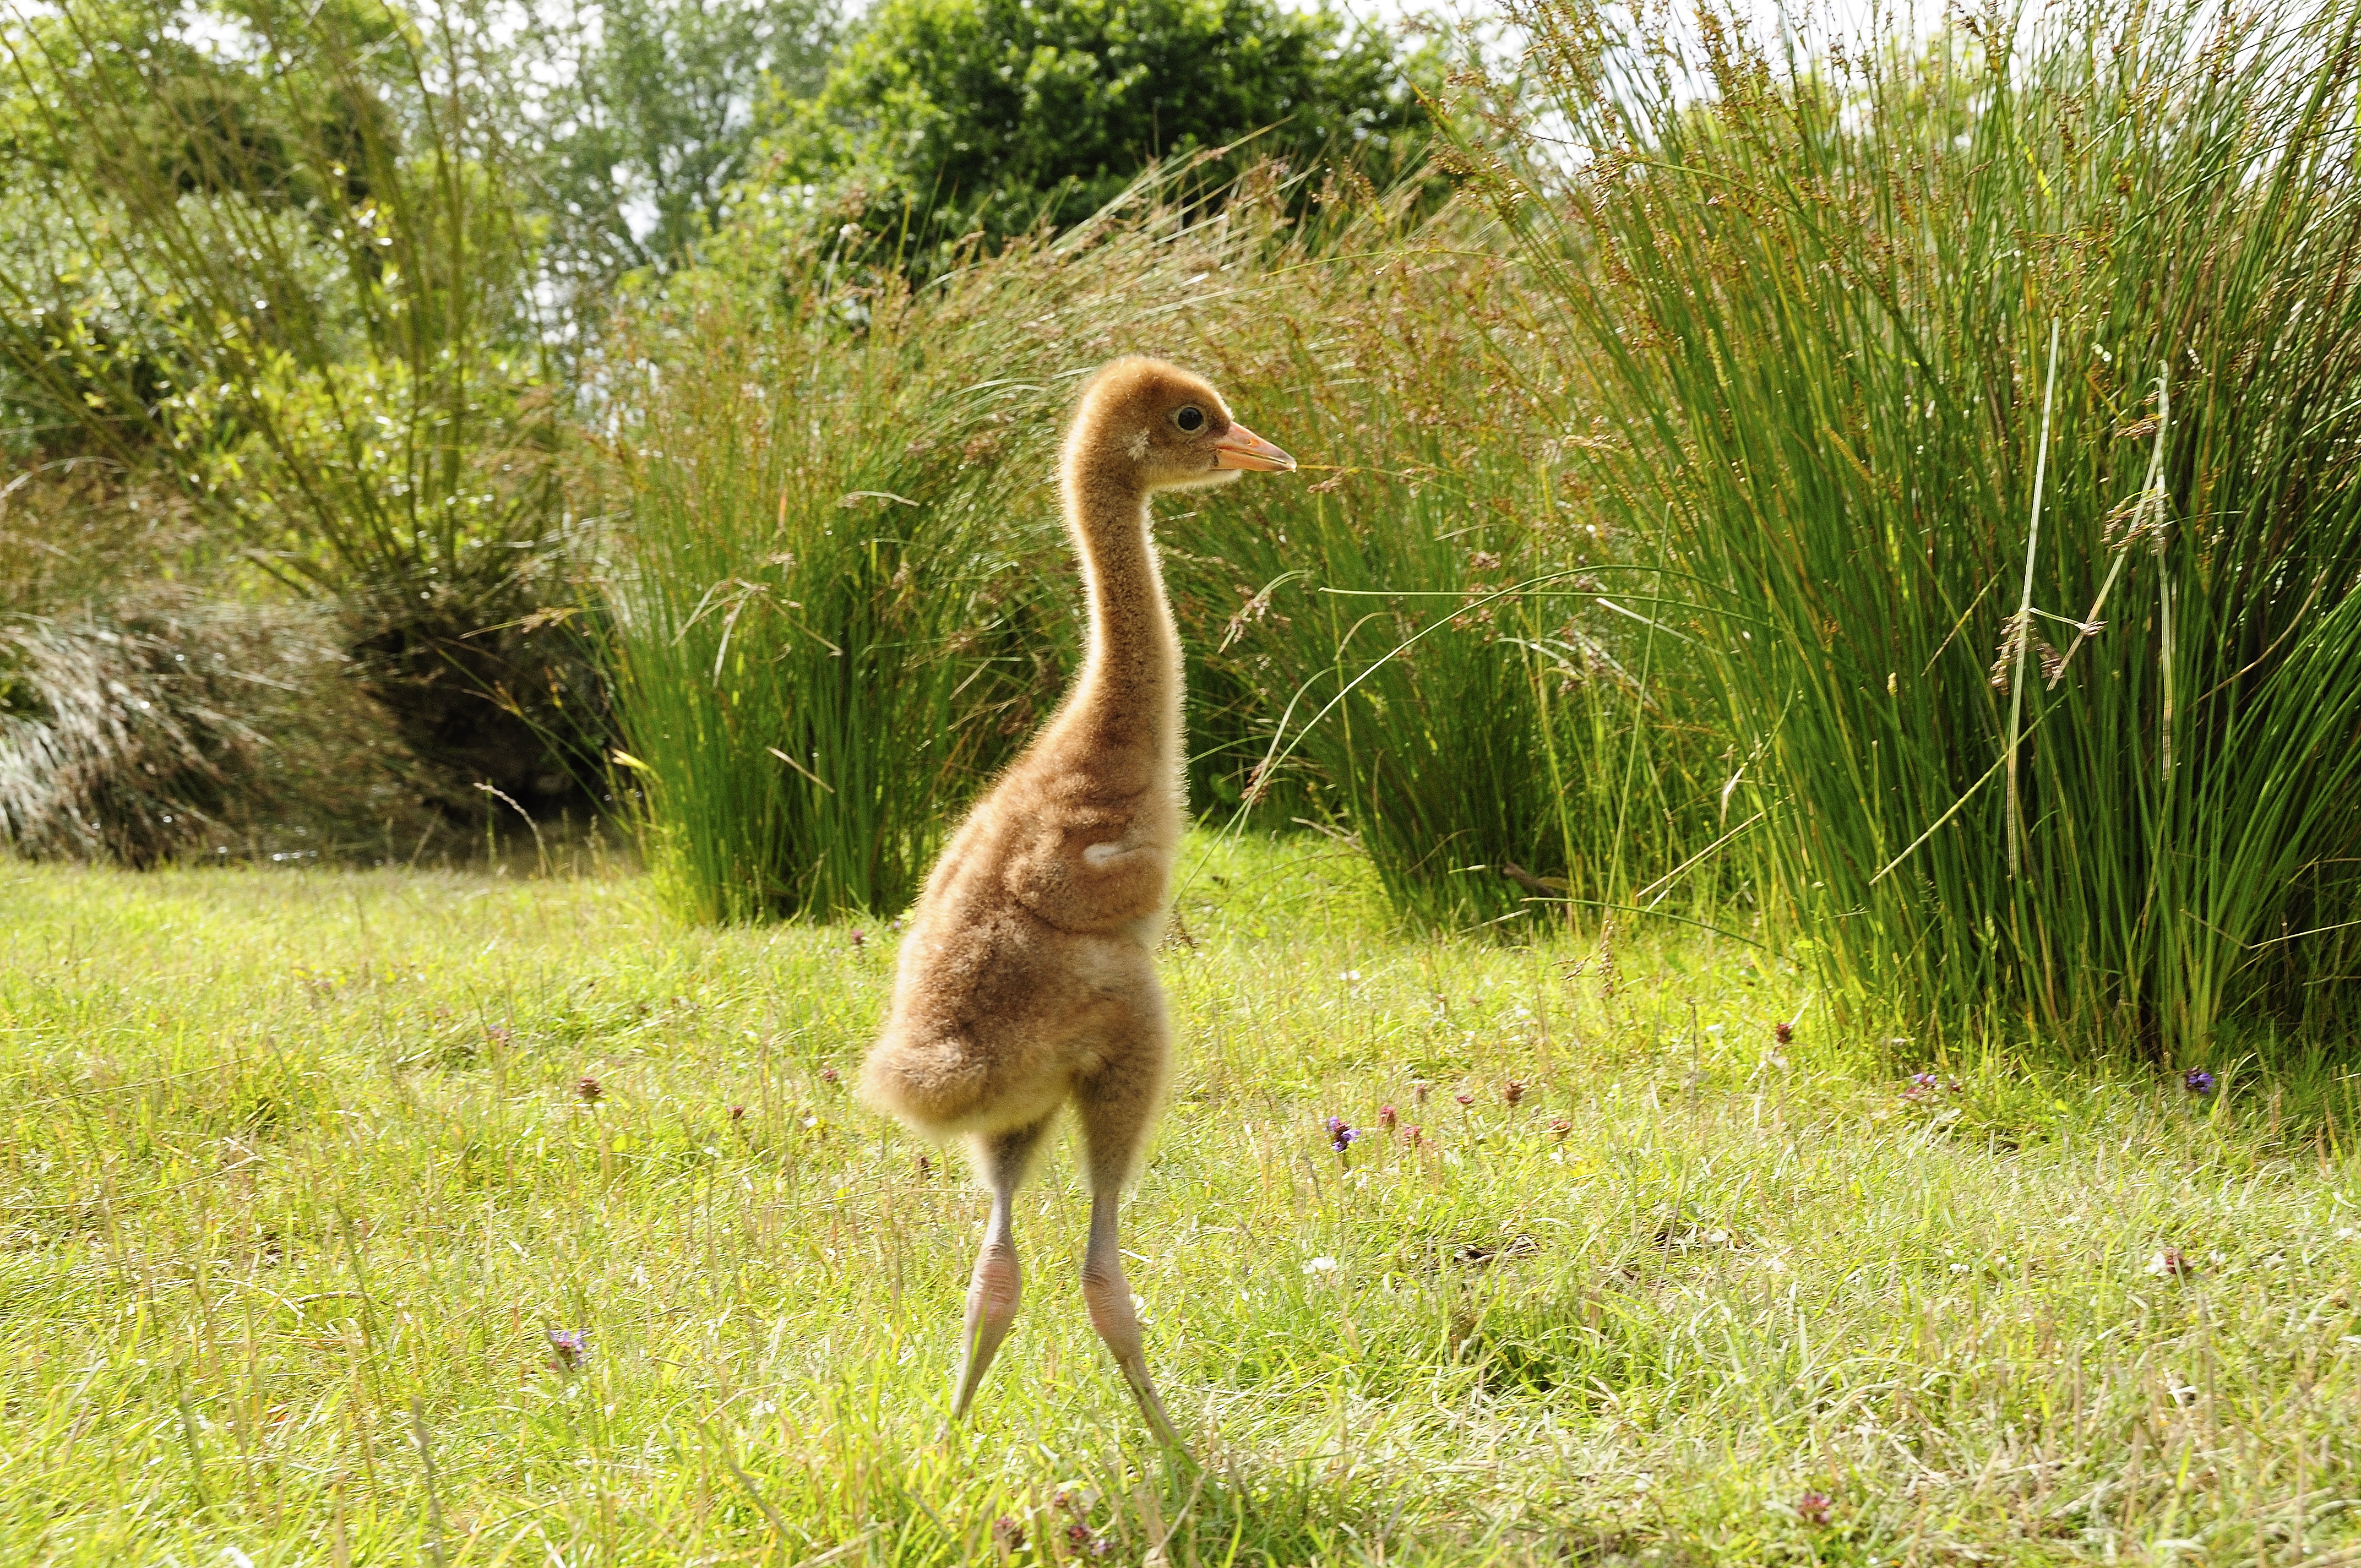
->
[859,358,1296,1444]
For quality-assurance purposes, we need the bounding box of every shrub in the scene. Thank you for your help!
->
[761,0,1430,271]
[0,0,589,815]
[0,466,436,863]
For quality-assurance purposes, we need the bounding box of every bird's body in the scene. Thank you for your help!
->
[859,357,1295,1444]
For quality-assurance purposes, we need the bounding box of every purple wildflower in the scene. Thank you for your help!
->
[2184,1068,2216,1095]
[1378,1104,1398,1131]
[546,1328,589,1369]
[849,929,866,950]
[1326,1117,1358,1155]
[1796,1490,1832,1526]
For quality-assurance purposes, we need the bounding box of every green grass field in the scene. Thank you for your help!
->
[4,837,2357,1565]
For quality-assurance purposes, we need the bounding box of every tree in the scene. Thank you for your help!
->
[512,0,837,292]
[764,0,1431,269]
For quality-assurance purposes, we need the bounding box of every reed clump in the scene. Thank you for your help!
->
[602,167,1704,928]
[1475,0,2361,1053]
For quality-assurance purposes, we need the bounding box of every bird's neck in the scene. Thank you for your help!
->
[1066,469,1182,757]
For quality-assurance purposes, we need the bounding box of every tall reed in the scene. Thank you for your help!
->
[1476,0,2361,1051]
[605,169,1706,927]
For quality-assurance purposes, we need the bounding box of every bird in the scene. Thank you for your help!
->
[858,357,1296,1445]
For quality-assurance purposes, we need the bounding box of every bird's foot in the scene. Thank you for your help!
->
[951,1243,1021,1420]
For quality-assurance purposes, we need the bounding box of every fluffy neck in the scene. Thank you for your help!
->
[1063,458,1182,752]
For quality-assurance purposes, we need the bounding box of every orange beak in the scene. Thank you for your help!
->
[1211,421,1297,473]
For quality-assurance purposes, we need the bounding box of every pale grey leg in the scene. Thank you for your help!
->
[950,1118,1051,1420]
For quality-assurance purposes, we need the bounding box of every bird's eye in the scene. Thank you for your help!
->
[1174,405,1205,433]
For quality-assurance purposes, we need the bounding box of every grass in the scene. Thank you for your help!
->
[605,166,1713,933]
[1473,0,2361,1054]
[5,841,2359,1565]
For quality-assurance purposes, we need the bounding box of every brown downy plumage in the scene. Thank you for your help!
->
[859,357,1296,1444]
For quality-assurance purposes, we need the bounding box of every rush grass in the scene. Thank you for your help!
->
[1473,0,2361,1055]
[600,166,1710,932]
[4,849,2359,1565]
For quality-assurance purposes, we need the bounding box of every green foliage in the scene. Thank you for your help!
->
[0,0,594,808]
[763,0,1431,270]
[596,252,1060,921]
[611,168,1701,929]
[509,0,839,291]
[1474,0,2361,1053]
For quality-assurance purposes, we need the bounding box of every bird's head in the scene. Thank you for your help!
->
[1067,357,1296,494]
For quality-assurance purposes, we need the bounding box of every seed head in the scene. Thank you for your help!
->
[1796,1490,1832,1526]
[1774,1019,1794,1046]
[849,929,866,950]
[1548,1116,1572,1139]
[1454,1091,1475,1107]
[1378,1104,1398,1130]
[820,1067,840,1085]
[576,1076,602,1103]
[1412,1081,1432,1106]
[1502,1080,1525,1107]
[991,1517,1025,1553]
[728,1104,747,1121]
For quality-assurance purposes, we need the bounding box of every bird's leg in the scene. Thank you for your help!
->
[1081,1186,1183,1449]
[951,1120,1049,1421]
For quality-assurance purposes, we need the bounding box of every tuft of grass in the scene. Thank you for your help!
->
[610,163,1711,930]
[1472,0,2361,1055]
[3,850,2358,1563]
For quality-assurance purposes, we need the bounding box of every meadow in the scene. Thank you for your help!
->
[5,839,2358,1565]
[9,0,2361,1560]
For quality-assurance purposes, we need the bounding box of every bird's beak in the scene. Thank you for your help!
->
[1211,421,1296,473]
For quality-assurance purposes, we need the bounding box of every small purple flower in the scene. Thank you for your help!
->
[1326,1116,1358,1155]
[546,1328,589,1369]
[1904,1071,1937,1099]
[1378,1104,1398,1131]
[2184,1068,2216,1095]
[849,929,867,950]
